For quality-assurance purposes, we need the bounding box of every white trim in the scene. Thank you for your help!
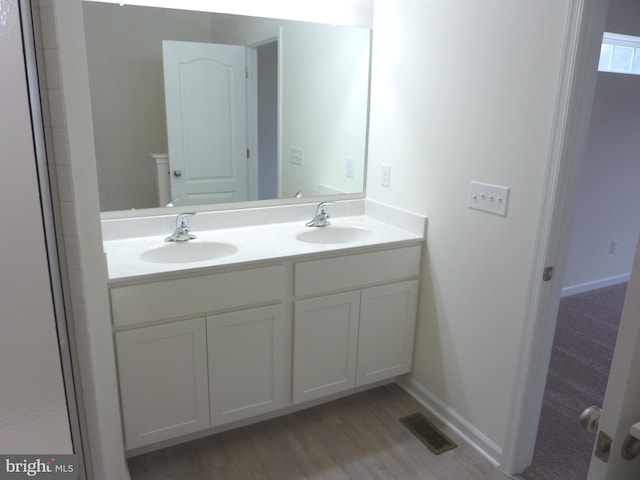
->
[501,0,610,475]
[561,273,630,297]
[276,26,284,200]
[247,47,260,201]
[501,0,586,470]
[397,376,502,467]
[602,32,640,48]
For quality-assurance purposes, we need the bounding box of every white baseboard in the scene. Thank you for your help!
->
[397,376,502,468]
[561,273,630,297]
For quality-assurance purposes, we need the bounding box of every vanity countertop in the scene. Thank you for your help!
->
[103,213,425,284]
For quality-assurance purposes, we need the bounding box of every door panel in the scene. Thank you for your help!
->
[163,40,248,205]
[115,318,209,449]
[292,292,360,403]
[357,280,418,386]
[587,236,640,479]
[207,305,286,426]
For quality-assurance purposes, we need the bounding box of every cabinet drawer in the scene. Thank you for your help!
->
[111,265,286,327]
[295,245,421,296]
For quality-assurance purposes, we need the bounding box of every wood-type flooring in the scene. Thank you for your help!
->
[128,384,511,480]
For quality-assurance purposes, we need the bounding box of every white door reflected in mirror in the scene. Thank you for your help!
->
[163,40,250,206]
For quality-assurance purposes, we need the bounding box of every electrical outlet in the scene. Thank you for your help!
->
[610,239,619,254]
[468,181,510,216]
[381,164,391,187]
[346,157,354,178]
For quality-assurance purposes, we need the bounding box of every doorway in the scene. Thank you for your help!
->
[514,0,640,475]
[256,40,279,200]
[523,283,627,479]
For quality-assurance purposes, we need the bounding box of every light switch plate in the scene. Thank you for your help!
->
[469,181,510,216]
[346,157,354,178]
[289,147,304,166]
[381,164,391,187]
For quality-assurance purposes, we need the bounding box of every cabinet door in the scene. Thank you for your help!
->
[115,318,209,449]
[357,280,418,386]
[207,305,286,426]
[293,291,360,403]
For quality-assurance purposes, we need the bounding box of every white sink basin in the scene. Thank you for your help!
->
[140,241,238,264]
[296,226,374,244]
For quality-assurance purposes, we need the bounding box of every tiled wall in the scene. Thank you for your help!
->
[33,1,97,477]
[33,2,132,478]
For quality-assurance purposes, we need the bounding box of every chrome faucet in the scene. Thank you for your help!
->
[165,212,197,242]
[306,202,335,227]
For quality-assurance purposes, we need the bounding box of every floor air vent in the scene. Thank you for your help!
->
[399,413,457,455]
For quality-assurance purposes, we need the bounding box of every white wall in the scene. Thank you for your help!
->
[280,22,369,197]
[37,0,594,473]
[84,3,218,211]
[46,2,373,478]
[562,0,640,293]
[367,0,571,458]
[0,0,72,454]
[83,0,373,27]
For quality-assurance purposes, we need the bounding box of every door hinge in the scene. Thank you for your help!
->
[542,266,554,282]
[246,148,250,159]
[245,67,249,79]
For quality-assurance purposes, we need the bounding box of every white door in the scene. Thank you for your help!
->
[163,40,248,206]
[587,236,640,479]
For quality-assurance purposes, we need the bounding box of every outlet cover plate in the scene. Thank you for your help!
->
[469,181,510,217]
[381,164,391,187]
[346,157,354,178]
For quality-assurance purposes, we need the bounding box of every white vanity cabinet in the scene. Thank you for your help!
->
[115,318,210,449]
[293,291,361,403]
[357,280,418,385]
[109,241,423,451]
[292,246,421,404]
[110,265,287,449]
[207,304,287,426]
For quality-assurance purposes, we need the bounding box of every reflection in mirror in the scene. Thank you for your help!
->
[82,2,371,214]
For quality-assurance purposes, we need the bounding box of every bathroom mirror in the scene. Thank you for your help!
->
[82,2,371,214]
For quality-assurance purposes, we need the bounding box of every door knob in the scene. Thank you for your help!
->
[622,421,640,460]
[580,406,602,432]
[173,170,182,177]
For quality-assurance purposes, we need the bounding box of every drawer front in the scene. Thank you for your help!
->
[111,265,286,327]
[295,245,421,296]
